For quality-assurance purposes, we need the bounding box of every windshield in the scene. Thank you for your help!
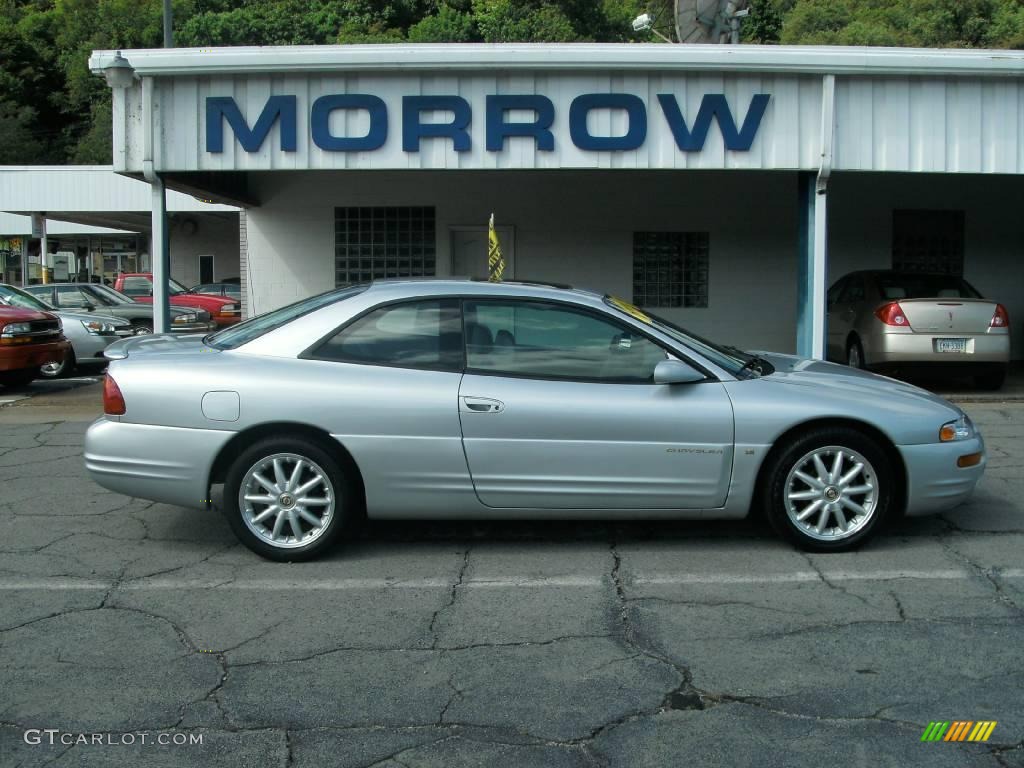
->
[0,284,55,311]
[603,295,760,377]
[205,285,367,350]
[169,277,189,295]
[87,284,133,305]
[876,273,982,300]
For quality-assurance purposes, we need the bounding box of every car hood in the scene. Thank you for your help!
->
[0,306,57,323]
[752,351,961,415]
[103,332,214,360]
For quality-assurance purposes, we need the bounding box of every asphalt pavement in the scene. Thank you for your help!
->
[0,378,1022,767]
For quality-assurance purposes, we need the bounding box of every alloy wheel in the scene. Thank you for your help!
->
[239,452,336,549]
[784,445,878,541]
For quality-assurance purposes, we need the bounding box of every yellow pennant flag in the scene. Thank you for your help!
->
[487,213,505,283]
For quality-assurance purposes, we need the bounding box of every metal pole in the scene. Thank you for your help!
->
[163,0,173,48]
[151,177,171,333]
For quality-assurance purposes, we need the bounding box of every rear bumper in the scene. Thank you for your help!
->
[868,332,1010,366]
[898,435,986,516]
[84,418,234,508]
[0,340,69,371]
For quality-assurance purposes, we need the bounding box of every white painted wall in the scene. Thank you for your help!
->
[245,169,801,353]
[167,213,240,287]
[829,172,1024,360]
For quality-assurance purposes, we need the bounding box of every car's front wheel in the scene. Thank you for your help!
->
[39,350,76,379]
[763,428,892,552]
[223,437,355,561]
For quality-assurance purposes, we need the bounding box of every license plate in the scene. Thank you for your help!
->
[935,338,967,354]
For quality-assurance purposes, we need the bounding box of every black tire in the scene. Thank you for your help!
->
[131,322,153,335]
[223,436,356,561]
[38,349,76,379]
[0,368,37,388]
[846,337,865,370]
[763,427,893,552]
[974,369,1006,391]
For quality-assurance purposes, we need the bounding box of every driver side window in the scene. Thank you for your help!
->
[464,300,668,383]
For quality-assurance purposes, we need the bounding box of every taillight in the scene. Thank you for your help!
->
[103,374,126,415]
[875,302,909,327]
[990,304,1009,328]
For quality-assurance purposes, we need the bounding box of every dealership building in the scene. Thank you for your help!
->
[86,44,1024,358]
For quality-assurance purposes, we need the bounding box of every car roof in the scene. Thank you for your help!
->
[363,277,603,304]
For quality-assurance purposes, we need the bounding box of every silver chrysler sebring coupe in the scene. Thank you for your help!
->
[85,280,986,560]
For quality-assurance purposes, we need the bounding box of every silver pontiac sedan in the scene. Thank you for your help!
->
[85,280,986,560]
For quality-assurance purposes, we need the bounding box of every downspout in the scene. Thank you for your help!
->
[812,74,836,360]
[142,75,170,334]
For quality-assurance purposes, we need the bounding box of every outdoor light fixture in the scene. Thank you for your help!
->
[102,51,136,89]
[631,12,674,42]
[631,13,653,32]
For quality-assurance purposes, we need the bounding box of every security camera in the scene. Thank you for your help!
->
[631,13,652,32]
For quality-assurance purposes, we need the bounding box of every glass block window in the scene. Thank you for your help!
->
[892,210,965,276]
[632,232,709,308]
[334,206,436,286]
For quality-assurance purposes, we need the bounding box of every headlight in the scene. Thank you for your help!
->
[0,322,31,337]
[82,320,116,335]
[940,415,974,442]
[172,313,198,324]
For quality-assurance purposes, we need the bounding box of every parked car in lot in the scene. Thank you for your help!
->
[113,273,241,327]
[188,282,241,301]
[85,279,987,560]
[0,284,133,378]
[24,283,216,336]
[0,305,69,387]
[827,270,1010,389]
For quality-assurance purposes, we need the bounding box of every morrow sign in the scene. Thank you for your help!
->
[206,92,771,155]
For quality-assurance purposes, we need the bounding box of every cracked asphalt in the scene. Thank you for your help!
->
[0,380,1022,767]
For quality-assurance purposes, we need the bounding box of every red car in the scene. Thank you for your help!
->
[113,273,241,327]
[0,306,70,387]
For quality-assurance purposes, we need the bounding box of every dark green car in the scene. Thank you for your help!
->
[23,283,216,335]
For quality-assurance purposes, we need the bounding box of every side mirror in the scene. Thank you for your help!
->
[654,359,705,385]
[82,301,95,311]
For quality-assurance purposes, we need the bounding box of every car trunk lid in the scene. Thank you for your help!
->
[895,298,998,334]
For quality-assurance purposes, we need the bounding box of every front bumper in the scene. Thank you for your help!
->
[84,418,235,508]
[899,435,986,516]
[73,332,123,363]
[0,340,69,371]
[170,321,217,334]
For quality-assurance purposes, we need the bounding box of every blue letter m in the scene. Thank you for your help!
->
[657,93,770,152]
[206,96,297,153]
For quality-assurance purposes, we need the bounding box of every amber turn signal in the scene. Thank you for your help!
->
[957,452,983,468]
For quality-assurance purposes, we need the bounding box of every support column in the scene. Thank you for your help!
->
[796,171,815,358]
[151,176,171,333]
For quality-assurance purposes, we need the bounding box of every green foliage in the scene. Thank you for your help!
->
[1,0,1023,166]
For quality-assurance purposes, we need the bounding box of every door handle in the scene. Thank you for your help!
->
[461,396,504,413]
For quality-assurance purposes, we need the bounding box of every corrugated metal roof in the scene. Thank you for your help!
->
[0,167,239,213]
[90,43,1024,79]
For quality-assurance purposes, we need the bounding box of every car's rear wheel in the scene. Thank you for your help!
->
[974,368,1006,391]
[764,427,892,552]
[39,350,76,379]
[846,338,865,369]
[223,437,354,561]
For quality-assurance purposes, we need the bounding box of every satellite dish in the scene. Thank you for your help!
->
[674,0,750,44]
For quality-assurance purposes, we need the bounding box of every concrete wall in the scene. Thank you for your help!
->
[245,170,801,353]
[167,212,240,287]
[829,173,1024,359]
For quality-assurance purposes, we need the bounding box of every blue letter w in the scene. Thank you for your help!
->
[206,96,297,153]
[657,93,770,152]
